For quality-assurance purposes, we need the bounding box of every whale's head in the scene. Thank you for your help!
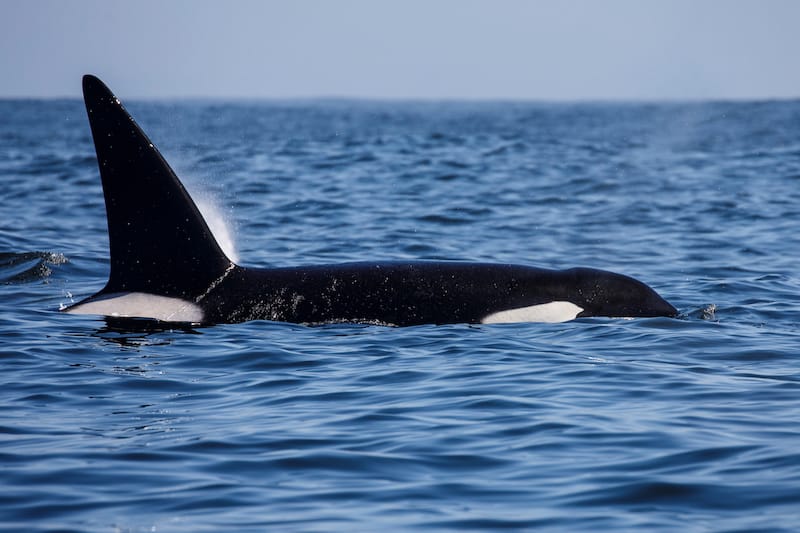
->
[567,268,678,319]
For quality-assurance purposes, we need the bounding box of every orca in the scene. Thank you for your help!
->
[64,75,678,326]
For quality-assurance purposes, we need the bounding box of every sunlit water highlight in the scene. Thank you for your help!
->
[1,98,799,532]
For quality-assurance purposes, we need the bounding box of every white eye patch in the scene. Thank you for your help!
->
[481,301,584,324]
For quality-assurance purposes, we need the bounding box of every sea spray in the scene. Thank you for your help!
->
[188,184,240,264]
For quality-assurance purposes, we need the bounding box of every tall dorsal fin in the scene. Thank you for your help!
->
[82,74,232,299]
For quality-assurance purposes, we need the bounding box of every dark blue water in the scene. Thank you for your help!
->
[2,97,800,531]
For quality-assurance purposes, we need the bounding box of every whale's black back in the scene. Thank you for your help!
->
[70,75,677,326]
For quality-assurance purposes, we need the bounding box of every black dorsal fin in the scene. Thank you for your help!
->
[82,74,232,298]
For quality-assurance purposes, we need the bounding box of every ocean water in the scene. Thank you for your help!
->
[2,96,800,532]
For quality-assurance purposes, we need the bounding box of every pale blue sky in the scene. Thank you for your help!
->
[1,0,799,100]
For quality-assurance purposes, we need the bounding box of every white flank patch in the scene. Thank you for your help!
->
[481,301,584,324]
[65,292,204,323]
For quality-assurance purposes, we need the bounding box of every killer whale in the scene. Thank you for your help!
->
[65,75,678,326]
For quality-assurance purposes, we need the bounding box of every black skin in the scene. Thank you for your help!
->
[197,262,677,326]
[69,75,678,326]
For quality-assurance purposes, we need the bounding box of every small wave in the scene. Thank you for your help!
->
[0,251,68,284]
[682,303,718,321]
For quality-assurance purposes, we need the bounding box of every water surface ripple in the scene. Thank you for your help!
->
[1,98,799,531]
